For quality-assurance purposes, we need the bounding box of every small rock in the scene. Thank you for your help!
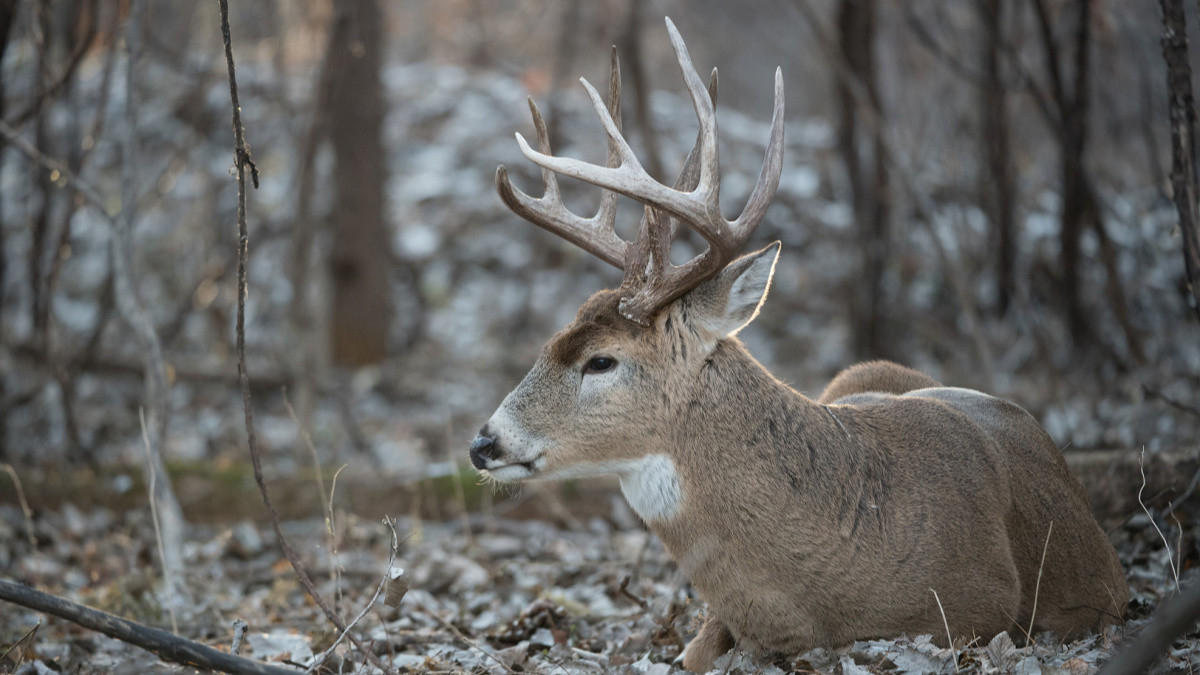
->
[393,653,428,670]
[228,521,264,559]
[530,627,556,648]
[1014,655,1043,675]
[630,654,672,675]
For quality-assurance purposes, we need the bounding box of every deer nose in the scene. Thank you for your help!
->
[469,430,500,469]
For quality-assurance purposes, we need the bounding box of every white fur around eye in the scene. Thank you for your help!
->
[579,362,620,401]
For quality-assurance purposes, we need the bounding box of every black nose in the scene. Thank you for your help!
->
[469,429,499,470]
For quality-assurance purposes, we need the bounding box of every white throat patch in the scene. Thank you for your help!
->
[618,455,683,522]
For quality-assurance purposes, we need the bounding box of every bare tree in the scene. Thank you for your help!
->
[618,0,664,181]
[547,0,583,152]
[836,0,891,359]
[1160,0,1200,322]
[979,0,1017,314]
[0,0,17,458]
[327,0,392,367]
[1027,0,1143,361]
[1031,0,1090,338]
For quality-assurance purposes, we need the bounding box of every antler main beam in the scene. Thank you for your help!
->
[496,17,785,324]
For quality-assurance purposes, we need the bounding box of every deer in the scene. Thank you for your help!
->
[470,18,1128,672]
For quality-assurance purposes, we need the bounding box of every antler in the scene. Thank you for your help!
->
[496,17,785,325]
[495,48,627,269]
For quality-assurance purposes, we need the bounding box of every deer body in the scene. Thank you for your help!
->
[475,19,1126,671]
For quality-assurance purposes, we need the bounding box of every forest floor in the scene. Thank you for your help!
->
[0,474,1194,674]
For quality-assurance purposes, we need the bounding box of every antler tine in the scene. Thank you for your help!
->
[616,19,784,324]
[731,66,785,233]
[514,77,713,231]
[495,51,628,269]
[595,47,622,235]
[662,18,720,203]
[624,68,718,290]
[665,67,718,241]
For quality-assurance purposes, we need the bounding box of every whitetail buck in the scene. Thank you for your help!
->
[471,18,1127,672]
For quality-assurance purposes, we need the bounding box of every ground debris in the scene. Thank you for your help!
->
[0,501,1193,673]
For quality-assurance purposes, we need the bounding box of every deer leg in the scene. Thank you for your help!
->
[679,612,735,673]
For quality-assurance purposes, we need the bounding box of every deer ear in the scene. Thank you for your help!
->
[683,242,780,339]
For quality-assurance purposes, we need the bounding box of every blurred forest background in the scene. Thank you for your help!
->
[0,0,1198,672]
[2,0,1197,484]
[2,1,1200,482]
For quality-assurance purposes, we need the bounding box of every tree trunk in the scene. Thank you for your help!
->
[619,0,663,182]
[326,0,392,367]
[1160,0,1200,322]
[0,0,17,459]
[547,0,583,152]
[1033,0,1091,338]
[980,0,1016,313]
[837,0,889,359]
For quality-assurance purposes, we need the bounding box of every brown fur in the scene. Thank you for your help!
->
[477,251,1128,672]
[818,360,941,404]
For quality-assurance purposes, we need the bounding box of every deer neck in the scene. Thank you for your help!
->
[645,338,838,545]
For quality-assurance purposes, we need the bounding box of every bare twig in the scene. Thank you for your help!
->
[1165,464,1200,517]
[1142,382,1200,420]
[216,4,389,672]
[0,463,36,552]
[230,618,249,656]
[0,579,295,675]
[1026,520,1053,644]
[929,588,959,673]
[451,458,476,551]
[1139,447,1181,592]
[617,575,649,610]
[282,389,339,598]
[427,610,516,674]
[328,463,348,612]
[0,119,115,218]
[306,518,400,674]
[139,408,179,635]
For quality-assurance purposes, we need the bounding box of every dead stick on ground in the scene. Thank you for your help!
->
[139,408,178,635]
[1026,520,1053,645]
[0,463,36,552]
[426,610,516,674]
[1097,578,1200,675]
[929,588,958,674]
[216,3,391,673]
[1138,447,1181,592]
[306,518,400,674]
[0,579,295,675]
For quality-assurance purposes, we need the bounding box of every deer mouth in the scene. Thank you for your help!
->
[483,455,542,482]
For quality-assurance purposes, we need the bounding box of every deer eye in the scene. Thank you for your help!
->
[583,356,616,375]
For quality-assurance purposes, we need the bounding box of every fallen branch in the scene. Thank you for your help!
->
[1097,578,1200,675]
[0,579,295,675]
[216,3,391,673]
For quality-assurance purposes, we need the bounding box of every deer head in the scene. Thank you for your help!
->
[471,18,783,507]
